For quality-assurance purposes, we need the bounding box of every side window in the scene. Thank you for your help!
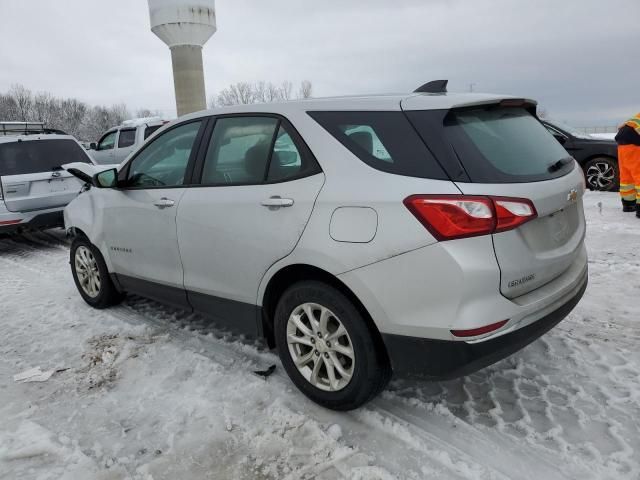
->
[309,111,447,179]
[144,125,162,140]
[267,126,305,182]
[97,131,117,151]
[201,117,278,185]
[118,129,136,148]
[126,121,201,188]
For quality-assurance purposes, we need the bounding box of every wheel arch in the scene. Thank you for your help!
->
[583,153,618,165]
[67,226,89,240]
[260,263,388,359]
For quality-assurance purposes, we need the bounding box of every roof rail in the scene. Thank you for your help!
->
[414,80,448,94]
[0,121,67,136]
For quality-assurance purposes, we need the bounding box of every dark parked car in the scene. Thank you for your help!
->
[542,120,618,191]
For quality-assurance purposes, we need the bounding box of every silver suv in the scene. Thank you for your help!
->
[63,84,588,410]
[0,122,95,234]
[89,117,167,165]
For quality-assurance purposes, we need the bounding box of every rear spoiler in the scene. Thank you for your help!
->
[402,94,539,117]
[62,162,119,186]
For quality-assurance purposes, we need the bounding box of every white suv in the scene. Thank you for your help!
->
[63,85,588,410]
[0,122,96,235]
[89,117,167,165]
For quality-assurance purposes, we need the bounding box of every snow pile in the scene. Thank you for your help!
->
[1,192,639,479]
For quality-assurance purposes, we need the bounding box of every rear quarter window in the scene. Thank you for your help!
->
[308,111,447,179]
[0,139,91,176]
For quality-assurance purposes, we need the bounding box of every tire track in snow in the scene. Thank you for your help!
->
[3,215,639,479]
[2,238,482,479]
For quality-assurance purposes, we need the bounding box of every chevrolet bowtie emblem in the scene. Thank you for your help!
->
[567,189,578,203]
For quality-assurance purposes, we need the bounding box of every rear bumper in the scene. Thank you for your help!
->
[0,210,64,234]
[381,273,587,379]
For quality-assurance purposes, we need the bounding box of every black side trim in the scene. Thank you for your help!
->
[111,274,262,337]
[115,274,191,310]
[382,275,588,379]
[188,291,262,337]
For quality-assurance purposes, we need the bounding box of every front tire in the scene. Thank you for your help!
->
[584,157,619,191]
[70,237,123,309]
[274,281,390,410]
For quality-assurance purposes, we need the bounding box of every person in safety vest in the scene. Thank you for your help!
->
[615,113,640,217]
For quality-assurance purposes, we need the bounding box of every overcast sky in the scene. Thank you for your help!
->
[1,0,638,126]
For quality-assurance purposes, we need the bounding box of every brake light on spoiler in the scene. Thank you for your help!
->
[404,195,537,241]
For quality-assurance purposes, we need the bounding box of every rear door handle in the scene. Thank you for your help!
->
[261,196,294,208]
[153,197,175,208]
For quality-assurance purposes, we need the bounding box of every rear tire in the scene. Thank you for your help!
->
[70,237,123,309]
[274,280,390,410]
[583,157,618,192]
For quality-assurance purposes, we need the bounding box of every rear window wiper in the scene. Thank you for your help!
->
[548,157,573,173]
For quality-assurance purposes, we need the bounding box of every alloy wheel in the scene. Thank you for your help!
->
[586,161,615,190]
[75,246,101,298]
[286,302,355,392]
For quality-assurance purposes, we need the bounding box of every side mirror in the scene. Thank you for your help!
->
[94,168,118,188]
[89,142,97,150]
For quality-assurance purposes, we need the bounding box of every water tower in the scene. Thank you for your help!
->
[148,0,216,116]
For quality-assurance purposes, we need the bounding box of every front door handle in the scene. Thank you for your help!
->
[153,197,175,208]
[261,196,294,208]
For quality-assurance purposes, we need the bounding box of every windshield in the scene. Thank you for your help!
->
[547,119,593,140]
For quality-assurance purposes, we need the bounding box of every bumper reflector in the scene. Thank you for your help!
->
[0,219,22,226]
[451,319,509,338]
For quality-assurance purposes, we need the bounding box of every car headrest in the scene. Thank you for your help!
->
[245,143,269,179]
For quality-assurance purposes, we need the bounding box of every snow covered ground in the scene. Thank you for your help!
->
[589,133,616,140]
[1,191,639,480]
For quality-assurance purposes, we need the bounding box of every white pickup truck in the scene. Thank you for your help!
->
[88,117,168,165]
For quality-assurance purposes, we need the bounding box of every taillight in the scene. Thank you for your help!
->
[404,195,537,241]
[492,197,537,233]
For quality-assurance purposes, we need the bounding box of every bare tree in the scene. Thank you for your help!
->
[0,94,18,120]
[136,108,163,118]
[298,80,312,99]
[9,84,34,121]
[59,99,87,138]
[209,80,314,108]
[33,92,58,125]
[81,103,131,141]
[0,84,158,140]
[278,81,293,101]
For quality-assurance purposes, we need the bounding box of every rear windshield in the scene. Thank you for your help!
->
[0,139,90,176]
[308,111,447,179]
[408,107,574,183]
